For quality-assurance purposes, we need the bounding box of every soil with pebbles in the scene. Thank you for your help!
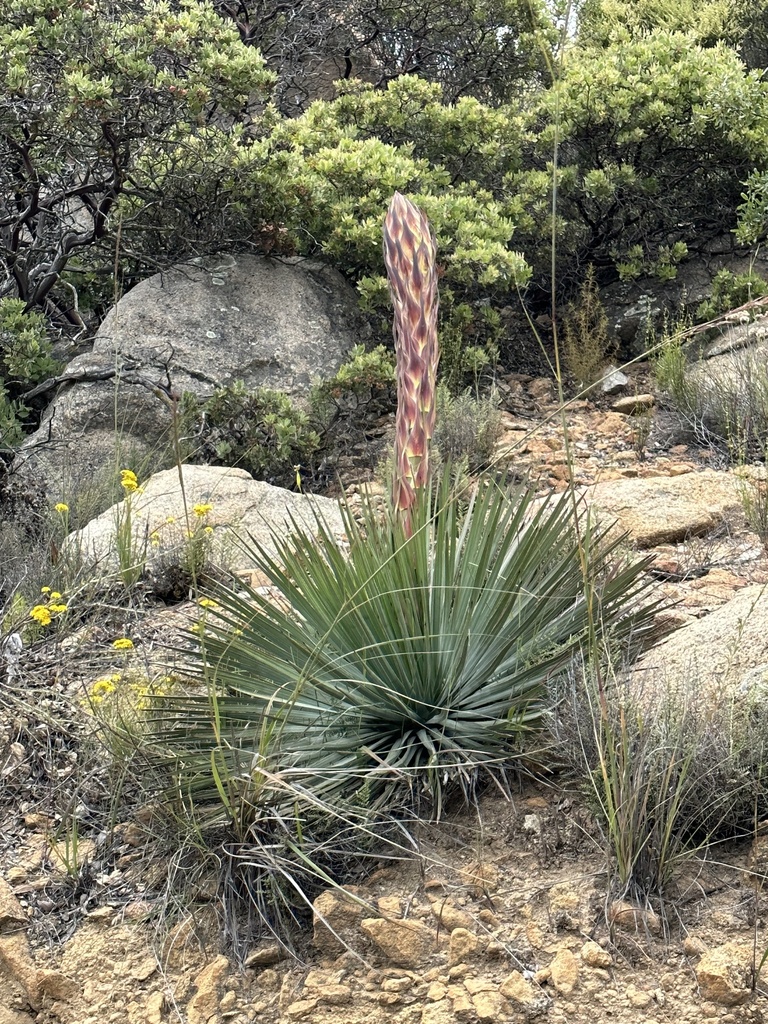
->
[2,368,768,1024]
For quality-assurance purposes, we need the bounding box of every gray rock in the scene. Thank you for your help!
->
[600,365,628,395]
[634,584,768,702]
[15,254,364,493]
[64,464,346,576]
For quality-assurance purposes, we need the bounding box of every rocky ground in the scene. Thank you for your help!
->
[3,362,768,1024]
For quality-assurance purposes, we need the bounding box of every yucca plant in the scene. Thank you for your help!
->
[144,193,663,940]
[151,473,662,818]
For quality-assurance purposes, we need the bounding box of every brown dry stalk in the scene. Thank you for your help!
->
[382,191,440,531]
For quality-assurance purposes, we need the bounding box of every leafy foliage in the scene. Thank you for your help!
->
[0,299,57,448]
[0,0,273,317]
[514,30,768,287]
[151,477,661,820]
[191,383,321,489]
[696,268,768,323]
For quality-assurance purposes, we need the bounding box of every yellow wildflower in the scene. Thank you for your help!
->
[91,678,117,698]
[198,598,218,609]
[30,605,51,626]
[150,532,160,546]
[40,586,51,594]
[112,638,134,650]
[54,502,69,513]
[50,591,62,600]
[48,603,67,614]
[203,525,214,535]
[165,516,176,525]
[193,503,213,517]
[120,469,139,493]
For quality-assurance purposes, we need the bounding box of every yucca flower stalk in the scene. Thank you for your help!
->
[383,191,440,532]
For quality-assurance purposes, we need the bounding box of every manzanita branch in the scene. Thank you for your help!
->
[382,191,439,533]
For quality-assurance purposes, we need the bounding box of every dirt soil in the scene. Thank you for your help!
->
[2,368,768,1024]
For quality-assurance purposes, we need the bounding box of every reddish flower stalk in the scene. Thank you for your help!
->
[382,191,440,534]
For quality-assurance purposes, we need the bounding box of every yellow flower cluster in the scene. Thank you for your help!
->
[120,468,139,493]
[30,588,68,627]
[90,674,120,704]
[88,672,178,713]
[54,502,69,514]
[112,637,134,650]
[193,503,213,517]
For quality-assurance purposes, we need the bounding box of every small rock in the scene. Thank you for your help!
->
[427,982,448,1001]
[145,991,165,1024]
[377,895,403,917]
[549,947,580,996]
[581,940,612,968]
[130,958,157,982]
[522,814,542,836]
[548,882,590,931]
[0,879,27,931]
[626,983,652,1008]
[431,901,475,934]
[186,954,229,1024]
[611,393,655,414]
[381,976,412,993]
[448,983,474,1017]
[499,970,541,1006]
[608,899,661,935]
[449,928,480,964]
[696,942,753,1006]
[286,998,318,1018]
[472,990,507,1022]
[600,365,628,395]
[317,984,352,1005]
[313,889,366,953]
[360,917,436,967]
[683,935,708,957]
[219,990,238,1012]
[244,945,284,968]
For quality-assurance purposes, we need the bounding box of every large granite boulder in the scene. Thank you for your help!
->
[583,468,744,548]
[15,255,365,493]
[65,464,346,577]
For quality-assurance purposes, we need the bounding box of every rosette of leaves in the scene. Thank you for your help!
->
[151,475,662,821]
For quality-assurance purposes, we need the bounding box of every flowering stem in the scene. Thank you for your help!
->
[383,191,440,535]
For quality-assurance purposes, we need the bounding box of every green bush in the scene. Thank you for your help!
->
[192,383,321,489]
[311,344,395,425]
[514,30,768,288]
[432,385,503,473]
[0,0,273,316]
[696,268,768,323]
[0,299,58,449]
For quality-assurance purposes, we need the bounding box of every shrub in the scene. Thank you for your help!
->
[192,383,321,489]
[696,268,768,323]
[561,266,613,389]
[0,299,58,449]
[553,663,768,900]
[432,385,503,473]
[310,344,396,436]
[0,0,274,317]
